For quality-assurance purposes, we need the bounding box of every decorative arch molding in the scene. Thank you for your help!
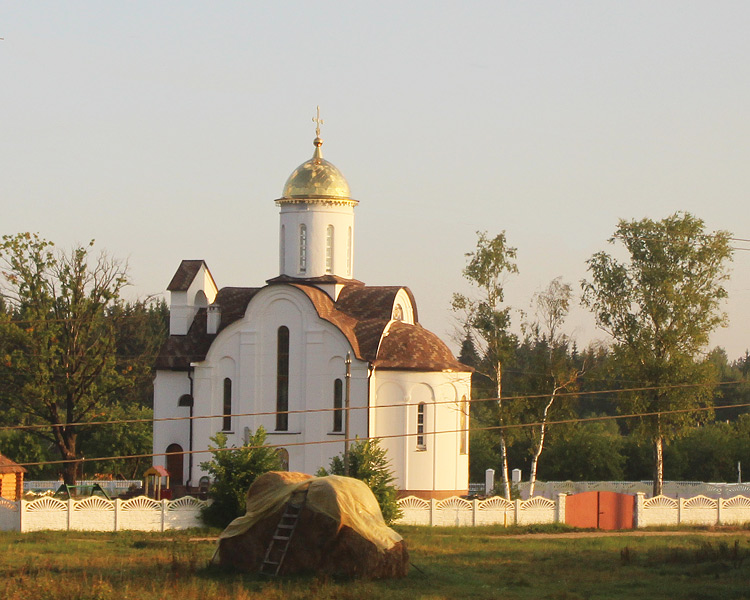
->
[644,495,678,509]
[398,496,430,510]
[683,495,717,510]
[74,497,114,512]
[391,288,416,324]
[26,497,67,512]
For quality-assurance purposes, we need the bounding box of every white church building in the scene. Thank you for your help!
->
[153,124,471,499]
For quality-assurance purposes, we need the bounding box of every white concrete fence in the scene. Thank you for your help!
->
[0,495,207,532]
[396,495,564,527]
[3,491,749,532]
[516,481,750,500]
[395,493,750,528]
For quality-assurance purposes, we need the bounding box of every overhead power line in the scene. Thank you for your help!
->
[13,400,750,470]
[1,379,745,433]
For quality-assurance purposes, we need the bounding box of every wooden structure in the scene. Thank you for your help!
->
[143,465,171,500]
[0,453,26,501]
[565,491,634,530]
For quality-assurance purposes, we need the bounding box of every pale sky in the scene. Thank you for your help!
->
[2,2,749,359]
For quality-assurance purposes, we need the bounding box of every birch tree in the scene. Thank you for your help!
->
[452,231,518,499]
[522,277,583,497]
[582,213,732,496]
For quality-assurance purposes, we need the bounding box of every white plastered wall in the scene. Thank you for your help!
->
[279,203,355,279]
[184,285,369,484]
[169,264,219,335]
[370,370,471,495]
[152,370,192,478]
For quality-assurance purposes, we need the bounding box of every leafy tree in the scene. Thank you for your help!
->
[452,231,519,499]
[538,418,626,481]
[319,437,402,525]
[199,428,281,528]
[0,233,140,484]
[582,212,732,495]
[516,277,582,496]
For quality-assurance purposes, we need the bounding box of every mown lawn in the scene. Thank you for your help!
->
[1,525,749,599]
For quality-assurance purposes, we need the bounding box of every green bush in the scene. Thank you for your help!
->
[199,427,281,528]
[319,438,403,525]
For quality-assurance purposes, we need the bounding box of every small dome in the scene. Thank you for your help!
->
[280,138,352,201]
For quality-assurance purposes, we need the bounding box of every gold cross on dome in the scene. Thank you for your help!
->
[312,106,324,138]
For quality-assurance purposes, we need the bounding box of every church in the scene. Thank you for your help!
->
[153,118,471,499]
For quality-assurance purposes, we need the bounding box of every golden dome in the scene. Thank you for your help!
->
[278,137,355,203]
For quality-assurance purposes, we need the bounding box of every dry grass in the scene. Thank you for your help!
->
[1,526,749,599]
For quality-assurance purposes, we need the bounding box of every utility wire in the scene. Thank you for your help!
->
[13,400,750,469]
[1,379,745,433]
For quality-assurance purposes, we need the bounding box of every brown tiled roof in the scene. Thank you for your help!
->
[155,287,262,369]
[155,308,213,369]
[0,453,26,474]
[335,286,401,320]
[155,282,467,373]
[214,287,262,334]
[266,274,364,286]
[167,260,215,292]
[374,321,468,372]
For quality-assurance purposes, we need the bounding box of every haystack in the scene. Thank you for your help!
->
[214,471,409,578]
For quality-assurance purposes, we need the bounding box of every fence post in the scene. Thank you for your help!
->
[485,469,495,496]
[634,492,645,528]
[678,498,684,525]
[19,500,25,532]
[514,498,521,526]
[429,498,437,527]
[161,499,168,532]
[717,498,724,525]
[556,493,566,524]
[67,498,74,531]
[472,499,478,526]
[114,498,121,532]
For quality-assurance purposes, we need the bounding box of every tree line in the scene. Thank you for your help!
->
[456,212,744,497]
[0,233,167,483]
[0,211,744,497]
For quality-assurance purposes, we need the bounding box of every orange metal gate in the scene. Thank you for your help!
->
[565,491,634,530]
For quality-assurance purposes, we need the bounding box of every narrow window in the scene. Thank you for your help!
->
[299,225,307,273]
[280,224,286,272]
[346,226,352,276]
[222,378,232,431]
[276,326,289,431]
[277,448,290,471]
[460,395,468,455]
[417,402,426,450]
[333,378,343,432]
[325,225,334,273]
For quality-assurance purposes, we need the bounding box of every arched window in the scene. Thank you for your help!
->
[276,326,289,431]
[222,378,232,431]
[299,225,307,273]
[417,402,426,450]
[325,225,334,273]
[346,226,352,276]
[166,443,184,486]
[280,224,286,272]
[333,378,343,432]
[460,395,468,455]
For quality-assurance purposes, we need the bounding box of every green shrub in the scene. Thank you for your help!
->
[318,438,403,525]
[199,427,281,528]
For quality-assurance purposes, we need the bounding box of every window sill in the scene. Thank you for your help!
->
[327,432,345,436]
[267,431,302,435]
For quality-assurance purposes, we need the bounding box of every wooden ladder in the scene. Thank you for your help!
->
[259,489,308,577]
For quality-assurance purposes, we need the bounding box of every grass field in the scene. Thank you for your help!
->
[1,525,749,599]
